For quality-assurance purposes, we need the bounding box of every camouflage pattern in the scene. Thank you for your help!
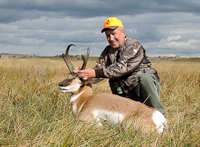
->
[94,36,160,94]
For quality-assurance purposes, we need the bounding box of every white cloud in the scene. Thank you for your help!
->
[167,35,181,41]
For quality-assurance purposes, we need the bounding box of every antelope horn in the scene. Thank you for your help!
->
[62,44,75,73]
[81,47,90,70]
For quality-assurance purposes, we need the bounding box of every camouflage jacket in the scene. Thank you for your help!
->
[94,36,160,94]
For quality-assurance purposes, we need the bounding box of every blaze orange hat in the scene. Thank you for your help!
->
[101,17,124,33]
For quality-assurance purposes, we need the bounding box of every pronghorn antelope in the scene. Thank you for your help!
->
[58,44,167,133]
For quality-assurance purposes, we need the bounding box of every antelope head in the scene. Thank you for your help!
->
[59,44,90,93]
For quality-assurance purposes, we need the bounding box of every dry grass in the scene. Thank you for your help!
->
[0,58,199,146]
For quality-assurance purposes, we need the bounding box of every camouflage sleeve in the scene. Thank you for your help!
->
[93,46,109,69]
[102,42,144,79]
[90,47,110,82]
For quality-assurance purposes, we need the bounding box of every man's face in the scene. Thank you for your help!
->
[105,28,125,49]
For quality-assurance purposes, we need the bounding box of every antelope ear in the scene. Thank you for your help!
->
[85,83,92,87]
[81,80,92,88]
[84,78,104,85]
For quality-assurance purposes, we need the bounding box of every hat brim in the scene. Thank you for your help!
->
[101,27,118,33]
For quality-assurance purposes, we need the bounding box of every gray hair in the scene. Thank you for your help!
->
[117,27,124,32]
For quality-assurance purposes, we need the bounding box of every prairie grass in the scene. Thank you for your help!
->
[0,58,199,146]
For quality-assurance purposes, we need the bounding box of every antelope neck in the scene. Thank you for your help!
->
[70,86,93,115]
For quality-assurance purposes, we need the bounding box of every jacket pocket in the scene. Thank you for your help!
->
[124,75,139,91]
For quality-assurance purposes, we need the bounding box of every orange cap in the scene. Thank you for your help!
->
[101,17,124,33]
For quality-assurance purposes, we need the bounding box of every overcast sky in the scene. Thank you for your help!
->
[0,0,200,57]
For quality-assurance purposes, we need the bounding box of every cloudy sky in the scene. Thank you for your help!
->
[0,0,200,57]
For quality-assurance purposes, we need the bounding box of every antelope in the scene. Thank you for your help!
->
[58,44,167,133]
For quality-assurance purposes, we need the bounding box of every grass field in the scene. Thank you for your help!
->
[0,57,199,146]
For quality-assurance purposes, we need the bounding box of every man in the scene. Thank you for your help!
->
[77,17,166,114]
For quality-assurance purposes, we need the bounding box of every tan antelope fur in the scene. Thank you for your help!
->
[58,44,167,133]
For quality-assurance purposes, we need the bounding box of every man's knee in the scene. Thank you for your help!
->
[140,73,155,85]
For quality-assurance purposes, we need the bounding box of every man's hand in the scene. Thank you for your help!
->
[77,69,96,80]
[75,67,81,72]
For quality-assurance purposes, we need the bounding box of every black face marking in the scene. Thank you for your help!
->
[59,78,73,87]
[58,74,77,87]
